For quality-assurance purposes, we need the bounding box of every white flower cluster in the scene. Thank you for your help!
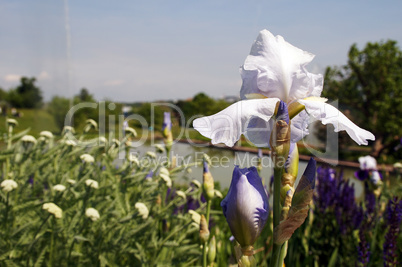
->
[53,184,66,192]
[7,118,18,127]
[42,203,62,218]
[128,154,140,165]
[159,167,172,188]
[176,190,186,199]
[135,202,149,219]
[188,210,201,228]
[80,154,95,163]
[40,131,54,139]
[85,207,100,221]
[21,135,37,144]
[1,179,18,193]
[125,127,137,138]
[191,180,201,188]
[85,179,99,189]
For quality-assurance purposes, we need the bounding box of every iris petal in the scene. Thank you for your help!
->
[193,98,279,147]
[298,99,375,145]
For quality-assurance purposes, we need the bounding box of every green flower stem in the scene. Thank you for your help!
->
[270,167,284,267]
[3,193,9,231]
[166,146,171,168]
[202,240,208,267]
[202,199,212,267]
[49,218,55,266]
[206,200,212,224]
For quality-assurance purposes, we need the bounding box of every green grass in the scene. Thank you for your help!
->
[0,109,59,137]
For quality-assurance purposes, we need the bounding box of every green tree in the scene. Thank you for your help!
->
[323,40,402,158]
[10,77,43,108]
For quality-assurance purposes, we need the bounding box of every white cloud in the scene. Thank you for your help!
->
[38,71,50,80]
[4,74,21,82]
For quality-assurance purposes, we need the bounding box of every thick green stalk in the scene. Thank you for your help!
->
[202,241,208,267]
[203,200,212,267]
[270,167,284,267]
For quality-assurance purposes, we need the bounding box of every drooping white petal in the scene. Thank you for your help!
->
[240,30,322,102]
[298,99,375,145]
[193,98,280,147]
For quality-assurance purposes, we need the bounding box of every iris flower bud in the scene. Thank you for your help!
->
[199,214,210,243]
[162,112,173,150]
[221,166,269,248]
[203,160,215,201]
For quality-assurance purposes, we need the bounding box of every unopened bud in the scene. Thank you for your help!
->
[199,215,210,243]
[208,236,216,264]
[203,161,215,201]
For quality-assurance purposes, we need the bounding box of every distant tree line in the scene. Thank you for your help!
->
[0,77,43,109]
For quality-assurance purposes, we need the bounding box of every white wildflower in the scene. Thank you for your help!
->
[154,144,165,153]
[135,202,149,219]
[85,179,99,189]
[1,179,18,193]
[125,127,137,138]
[146,151,156,159]
[160,173,172,188]
[111,139,120,147]
[6,118,18,127]
[191,180,201,188]
[62,126,75,134]
[85,119,98,131]
[98,136,108,145]
[128,154,140,165]
[42,203,62,218]
[85,208,100,221]
[176,190,186,199]
[21,135,37,144]
[53,184,66,192]
[40,131,54,139]
[394,162,402,169]
[188,210,201,225]
[80,154,94,163]
[64,140,76,146]
[214,189,223,199]
[67,179,76,185]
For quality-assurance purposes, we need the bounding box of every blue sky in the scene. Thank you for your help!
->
[1,0,401,102]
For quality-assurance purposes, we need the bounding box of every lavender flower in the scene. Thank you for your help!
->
[383,197,402,266]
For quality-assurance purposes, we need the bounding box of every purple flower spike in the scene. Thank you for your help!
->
[276,100,289,124]
[303,158,316,189]
[221,166,269,247]
[162,112,172,132]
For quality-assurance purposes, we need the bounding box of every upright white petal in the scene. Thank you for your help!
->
[193,98,279,147]
[298,99,375,145]
[240,30,322,102]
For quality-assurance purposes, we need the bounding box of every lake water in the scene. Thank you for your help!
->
[128,142,364,198]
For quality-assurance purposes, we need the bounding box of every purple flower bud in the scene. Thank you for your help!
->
[162,112,172,132]
[203,160,209,173]
[276,101,289,124]
[221,166,269,247]
[303,158,316,189]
